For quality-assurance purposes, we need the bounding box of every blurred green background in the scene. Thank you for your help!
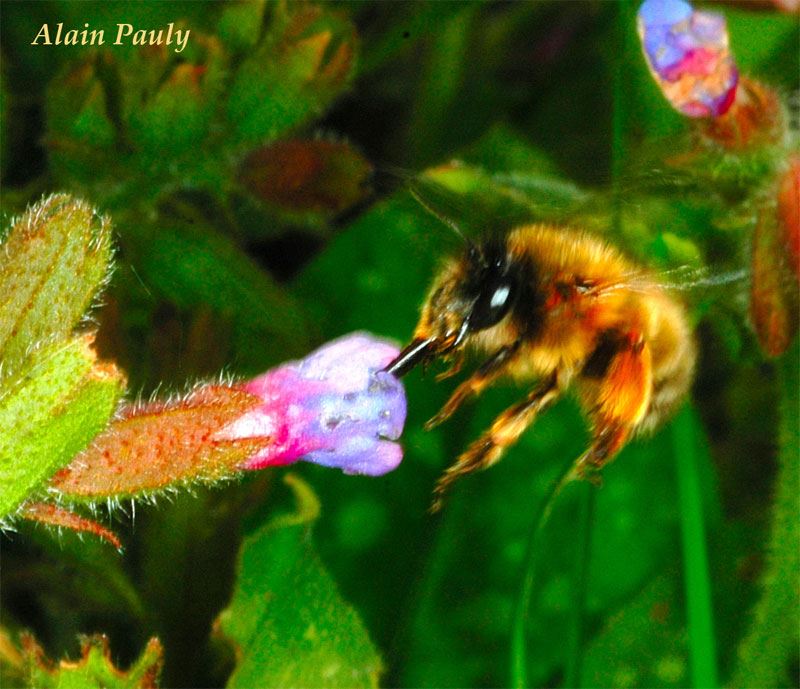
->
[1,1,798,687]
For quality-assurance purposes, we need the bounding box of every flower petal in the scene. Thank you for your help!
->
[220,333,407,476]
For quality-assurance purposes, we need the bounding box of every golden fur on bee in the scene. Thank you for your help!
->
[386,224,697,509]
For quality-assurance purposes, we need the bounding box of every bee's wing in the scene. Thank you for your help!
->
[377,161,590,242]
[600,264,750,313]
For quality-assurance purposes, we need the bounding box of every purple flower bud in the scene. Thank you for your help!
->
[637,0,738,118]
[217,333,407,476]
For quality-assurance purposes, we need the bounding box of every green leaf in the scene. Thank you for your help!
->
[226,3,356,145]
[217,474,382,689]
[0,337,124,519]
[132,219,309,371]
[726,9,800,88]
[407,6,476,162]
[582,574,688,689]
[23,634,163,689]
[0,194,112,377]
[45,57,117,184]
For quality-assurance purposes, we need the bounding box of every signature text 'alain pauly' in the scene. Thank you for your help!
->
[32,23,190,54]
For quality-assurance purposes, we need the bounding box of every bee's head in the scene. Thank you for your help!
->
[385,239,519,377]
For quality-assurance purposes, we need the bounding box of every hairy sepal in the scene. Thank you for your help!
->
[48,384,269,503]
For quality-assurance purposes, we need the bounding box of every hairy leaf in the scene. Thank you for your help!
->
[0,194,112,376]
[0,336,124,518]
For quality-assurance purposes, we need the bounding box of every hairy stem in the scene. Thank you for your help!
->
[730,345,799,688]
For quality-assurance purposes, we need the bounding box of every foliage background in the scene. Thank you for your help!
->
[1,1,798,687]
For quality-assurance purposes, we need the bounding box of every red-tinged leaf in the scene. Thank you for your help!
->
[124,34,227,160]
[279,6,355,87]
[20,502,123,550]
[240,139,373,220]
[750,201,800,357]
[777,155,800,280]
[21,633,163,689]
[49,386,269,502]
[48,333,406,508]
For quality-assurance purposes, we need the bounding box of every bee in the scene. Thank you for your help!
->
[385,223,697,510]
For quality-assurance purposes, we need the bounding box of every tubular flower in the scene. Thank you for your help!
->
[48,332,407,504]
[637,0,738,118]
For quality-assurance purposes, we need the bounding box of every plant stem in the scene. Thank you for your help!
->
[730,345,799,688]
[564,484,595,689]
[673,406,718,689]
[611,0,629,237]
[509,458,577,689]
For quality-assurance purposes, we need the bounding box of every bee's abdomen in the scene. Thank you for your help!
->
[638,296,697,434]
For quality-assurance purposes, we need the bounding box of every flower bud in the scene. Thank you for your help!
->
[638,0,738,118]
[750,163,800,357]
[777,155,800,280]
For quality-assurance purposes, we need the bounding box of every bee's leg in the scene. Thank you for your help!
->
[431,371,561,511]
[571,424,632,484]
[425,342,521,430]
[435,349,465,382]
[572,332,652,481]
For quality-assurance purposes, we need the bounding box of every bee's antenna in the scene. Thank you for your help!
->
[407,184,468,244]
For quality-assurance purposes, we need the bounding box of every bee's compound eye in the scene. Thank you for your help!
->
[469,278,516,331]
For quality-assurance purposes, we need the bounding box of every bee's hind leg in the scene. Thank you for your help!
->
[570,330,652,484]
[569,424,632,485]
[431,371,562,511]
[425,342,521,430]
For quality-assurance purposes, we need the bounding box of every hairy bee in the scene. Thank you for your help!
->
[385,224,697,509]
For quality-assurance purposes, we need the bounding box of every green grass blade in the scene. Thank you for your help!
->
[673,405,718,689]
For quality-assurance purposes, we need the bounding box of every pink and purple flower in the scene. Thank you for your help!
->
[637,0,738,118]
[219,332,406,476]
[50,332,407,505]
